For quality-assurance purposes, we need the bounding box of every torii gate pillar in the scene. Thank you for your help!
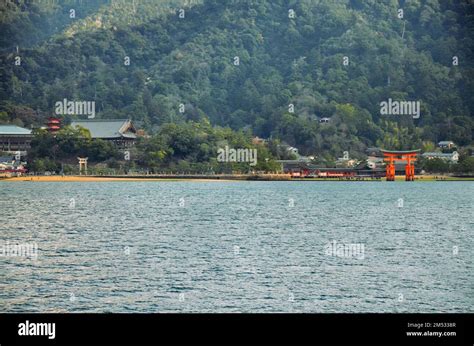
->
[78,157,88,175]
[381,150,420,181]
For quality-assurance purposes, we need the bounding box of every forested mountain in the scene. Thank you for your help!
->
[1,0,473,158]
[0,0,108,51]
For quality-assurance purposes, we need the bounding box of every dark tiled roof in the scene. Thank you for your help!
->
[70,119,136,139]
[0,125,32,135]
[422,152,456,157]
[380,149,421,154]
[0,156,14,163]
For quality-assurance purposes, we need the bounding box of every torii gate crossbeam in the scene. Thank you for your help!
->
[381,149,420,181]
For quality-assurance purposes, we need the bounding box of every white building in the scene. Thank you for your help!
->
[438,141,455,149]
[422,151,459,163]
[319,117,331,124]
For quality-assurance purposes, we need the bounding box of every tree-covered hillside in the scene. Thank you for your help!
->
[0,0,109,51]
[1,0,473,158]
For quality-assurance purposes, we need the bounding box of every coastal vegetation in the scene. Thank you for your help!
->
[27,120,281,174]
[1,0,473,173]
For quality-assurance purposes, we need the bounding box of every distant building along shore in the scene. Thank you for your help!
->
[0,125,33,154]
[70,119,137,148]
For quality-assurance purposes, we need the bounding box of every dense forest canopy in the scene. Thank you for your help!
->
[1,0,473,160]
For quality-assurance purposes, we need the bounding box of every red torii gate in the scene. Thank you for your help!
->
[381,149,420,181]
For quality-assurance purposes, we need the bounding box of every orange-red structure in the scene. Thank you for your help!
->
[47,116,61,133]
[381,149,420,181]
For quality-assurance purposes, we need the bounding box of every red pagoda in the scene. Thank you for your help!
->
[47,116,61,133]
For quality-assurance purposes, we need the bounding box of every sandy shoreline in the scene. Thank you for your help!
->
[1,174,471,182]
[1,175,236,182]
